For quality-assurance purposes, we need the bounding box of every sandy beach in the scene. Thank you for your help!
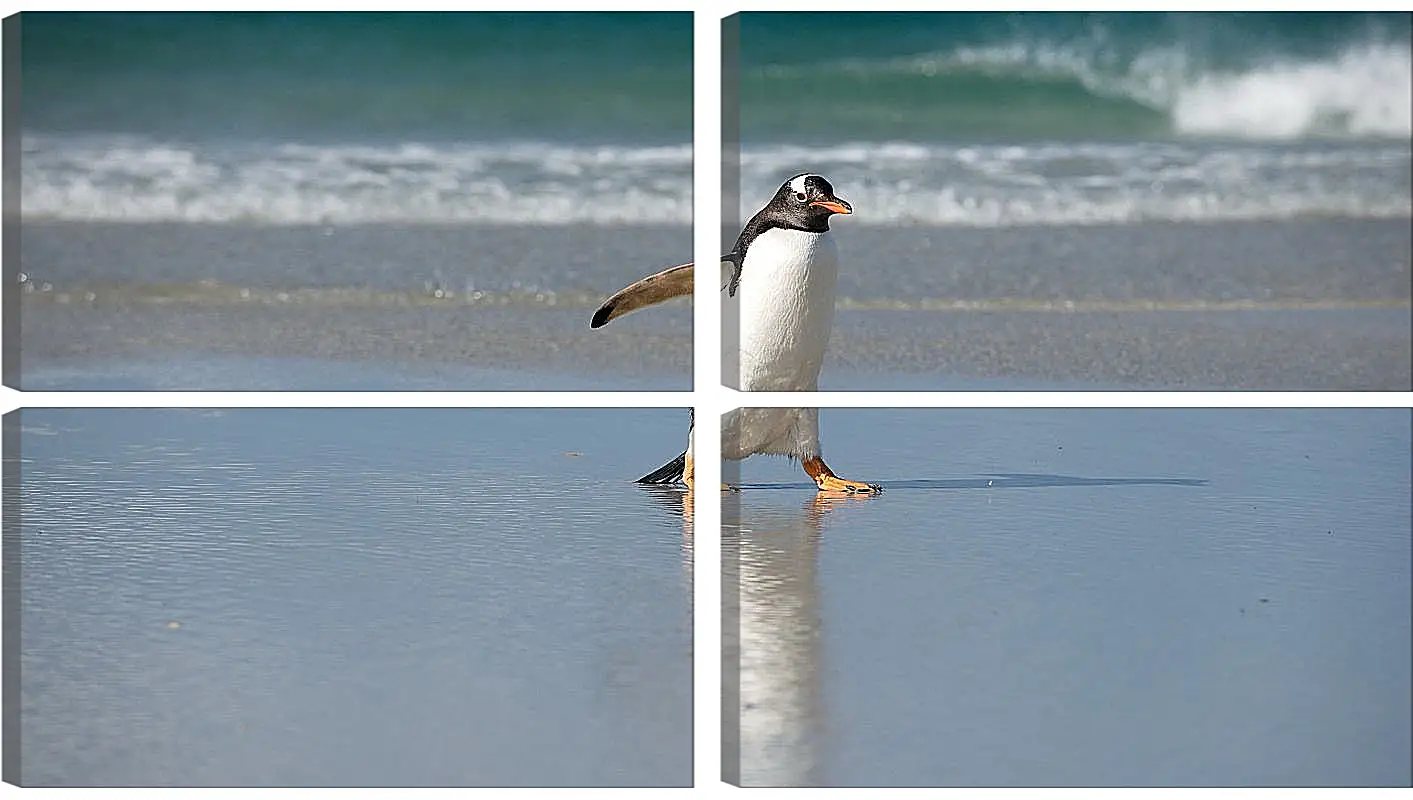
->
[18,223,692,390]
[19,218,1409,390]
[819,219,1410,389]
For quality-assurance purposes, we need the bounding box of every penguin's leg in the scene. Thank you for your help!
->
[791,408,882,495]
[802,456,881,495]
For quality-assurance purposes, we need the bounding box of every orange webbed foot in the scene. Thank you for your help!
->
[802,456,882,495]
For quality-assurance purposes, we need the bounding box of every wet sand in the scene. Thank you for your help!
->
[825,306,1410,390]
[16,217,1407,392]
[724,408,1411,786]
[20,305,690,391]
[10,408,694,786]
[821,219,1411,390]
[16,223,692,391]
[832,219,1411,305]
[15,218,1409,390]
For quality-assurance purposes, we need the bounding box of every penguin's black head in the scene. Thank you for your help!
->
[768,173,852,232]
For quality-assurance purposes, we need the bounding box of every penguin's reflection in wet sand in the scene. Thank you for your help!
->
[639,485,695,612]
[725,493,871,787]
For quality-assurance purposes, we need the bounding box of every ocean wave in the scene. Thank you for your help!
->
[752,40,1412,141]
[1172,44,1412,139]
[21,135,1410,228]
[740,141,1411,226]
[20,136,694,225]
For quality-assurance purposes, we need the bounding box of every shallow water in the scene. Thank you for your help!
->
[724,408,1411,786]
[10,408,694,786]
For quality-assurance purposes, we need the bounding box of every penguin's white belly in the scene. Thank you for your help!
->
[727,228,839,392]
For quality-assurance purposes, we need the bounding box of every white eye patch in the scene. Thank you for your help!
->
[788,173,813,196]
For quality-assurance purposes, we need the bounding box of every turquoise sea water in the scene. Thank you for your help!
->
[740,12,1411,142]
[15,12,1412,230]
[17,12,693,225]
[736,12,1411,226]
[21,12,691,142]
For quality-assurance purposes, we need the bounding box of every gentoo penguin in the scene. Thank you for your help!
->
[592,173,880,495]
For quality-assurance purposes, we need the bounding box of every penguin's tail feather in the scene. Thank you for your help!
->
[636,451,687,485]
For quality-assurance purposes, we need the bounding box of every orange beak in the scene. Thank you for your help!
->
[810,198,853,215]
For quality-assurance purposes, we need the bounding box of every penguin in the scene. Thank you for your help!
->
[592,174,880,495]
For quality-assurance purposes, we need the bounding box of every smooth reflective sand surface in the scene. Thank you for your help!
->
[11,409,693,786]
[725,408,1411,786]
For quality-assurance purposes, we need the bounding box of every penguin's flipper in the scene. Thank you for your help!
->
[590,255,739,328]
[722,251,744,297]
[590,262,695,328]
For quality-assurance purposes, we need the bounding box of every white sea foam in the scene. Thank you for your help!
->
[22,135,1410,228]
[1172,44,1413,139]
[20,136,694,225]
[740,140,1410,227]
[829,40,1413,141]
